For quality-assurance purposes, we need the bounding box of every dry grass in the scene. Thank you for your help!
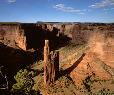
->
[59,43,88,68]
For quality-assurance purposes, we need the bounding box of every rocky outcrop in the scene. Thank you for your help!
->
[62,31,114,86]
[44,40,59,86]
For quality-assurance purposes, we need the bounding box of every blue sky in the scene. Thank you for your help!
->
[0,0,114,22]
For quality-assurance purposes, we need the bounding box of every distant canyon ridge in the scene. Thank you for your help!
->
[0,22,114,51]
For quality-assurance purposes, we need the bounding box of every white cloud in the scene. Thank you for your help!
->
[8,0,16,3]
[89,0,114,8]
[103,7,114,11]
[53,4,85,14]
[78,12,85,15]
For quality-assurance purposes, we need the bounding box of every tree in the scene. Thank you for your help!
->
[11,69,34,95]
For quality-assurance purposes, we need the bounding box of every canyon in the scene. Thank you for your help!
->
[0,22,114,94]
[0,22,114,50]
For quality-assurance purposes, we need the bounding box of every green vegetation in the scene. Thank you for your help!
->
[48,75,76,94]
[0,22,20,24]
[95,88,112,95]
[33,73,77,95]
[82,74,114,95]
[11,69,39,95]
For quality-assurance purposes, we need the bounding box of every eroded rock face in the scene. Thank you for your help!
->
[0,24,26,50]
[88,31,114,67]
[0,23,114,51]
[68,31,114,86]
[70,52,113,86]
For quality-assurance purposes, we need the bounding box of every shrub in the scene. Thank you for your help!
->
[48,75,76,94]
[11,69,34,95]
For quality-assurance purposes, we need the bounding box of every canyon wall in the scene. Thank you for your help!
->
[0,24,26,50]
[0,22,114,88]
[38,23,114,45]
[0,23,114,51]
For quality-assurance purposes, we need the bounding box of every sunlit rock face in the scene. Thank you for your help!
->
[69,31,114,86]
[57,23,114,87]
[0,23,114,51]
[88,32,105,59]
[88,31,114,67]
[0,24,26,50]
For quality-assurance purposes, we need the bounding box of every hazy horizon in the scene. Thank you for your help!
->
[0,21,114,24]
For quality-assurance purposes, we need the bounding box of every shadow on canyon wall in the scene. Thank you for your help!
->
[0,24,71,88]
[0,42,35,88]
[21,24,71,62]
[22,24,71,51]
[60,53,85,77]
